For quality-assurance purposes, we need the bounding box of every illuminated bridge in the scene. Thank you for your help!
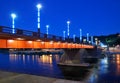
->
[0,26,93,49]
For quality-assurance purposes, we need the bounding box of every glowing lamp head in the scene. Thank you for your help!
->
[87,33,89,36]
[46,25,49,28]
[37,4,42,9]
[67,21,70,24]
[11,13,16,19]
[80,29,82,31]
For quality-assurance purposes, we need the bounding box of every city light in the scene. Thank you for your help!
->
[63,31,66,40]
[80,29,82,42]
[67,20,70,38]
[91,36,93,44]
[73,34,76,42]
[36,4,42,35]
[36,4,42,9]
[87,33,89,42]
[46,25,49,35]
[11,13,16,33]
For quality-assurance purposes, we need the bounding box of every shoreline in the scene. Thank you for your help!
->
[0,70,84,83]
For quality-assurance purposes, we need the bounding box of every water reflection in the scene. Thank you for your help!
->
[7,53,64,78]
[116,54,120,75]
[4,52,120,82]
[87,54,120,83]
[9,54,60,65]
[39,55,52,64]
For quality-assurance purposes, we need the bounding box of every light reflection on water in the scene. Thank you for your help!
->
[9,54,60,65]
[87,54,120,83]
[1,52,120,82]
[0,53,63,78]
[116,54,120,75]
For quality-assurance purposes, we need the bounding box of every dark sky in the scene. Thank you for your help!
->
[0,0,120,37]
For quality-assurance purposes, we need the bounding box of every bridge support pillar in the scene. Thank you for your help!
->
[60,47,101,64]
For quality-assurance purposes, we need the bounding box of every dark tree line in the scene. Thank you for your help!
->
[95,33,120,46]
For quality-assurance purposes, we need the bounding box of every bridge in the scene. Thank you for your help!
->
[0,25,102,68]
[0,26,93,49]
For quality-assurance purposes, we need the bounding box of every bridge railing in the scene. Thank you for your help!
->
[0,26,93,45]
[0,26,14,34]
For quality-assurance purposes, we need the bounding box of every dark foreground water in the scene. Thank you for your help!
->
[0,52,120,83]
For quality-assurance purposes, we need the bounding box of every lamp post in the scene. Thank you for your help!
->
[63,31,66,40]
[11,13,16,34]
[80,29,82,42]
[67,21,70,39]
[73,34,76,42]
[46,25,49,35]
[36,4,42,36]
[95,38,98,45]
[91,36,93,44]
[87,33,89,42]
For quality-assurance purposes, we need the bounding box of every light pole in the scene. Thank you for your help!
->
[67,21,70,39]
[80,29,82,42]
[11,13,16,34]
[46,25,49,35]
[91,36,93,44]
[36,4,42,36]
[87,33,89,42]
[95,38,98,45]
[73,34,76,42]
[63,31,66,40]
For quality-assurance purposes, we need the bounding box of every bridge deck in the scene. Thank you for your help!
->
[0,26,93,49]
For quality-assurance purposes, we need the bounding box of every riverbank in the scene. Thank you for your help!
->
[0,70,84,83]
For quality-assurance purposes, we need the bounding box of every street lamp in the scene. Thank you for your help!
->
[36,4,42,36]
[91,36,93,44]
[11,13,16,33]
[67,21,70,38]
[73,34,76,42]
[63,31,66,40]
[46,25,49,35]
[87,33,89,42]
[95,38,98,45]
[80,29,82,42]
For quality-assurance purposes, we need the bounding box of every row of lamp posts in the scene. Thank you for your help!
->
[10,3,96,44]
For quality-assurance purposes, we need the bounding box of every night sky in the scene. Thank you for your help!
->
[0,0,120,37]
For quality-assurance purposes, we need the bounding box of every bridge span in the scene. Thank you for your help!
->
[0,26,93,49]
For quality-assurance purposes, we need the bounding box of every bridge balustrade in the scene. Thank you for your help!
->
[0,26,3,32]
[0,26,93,46]
[16,29,23,35]
[0,26,13,34]
[39,33,45,38]
[47,34,53,40]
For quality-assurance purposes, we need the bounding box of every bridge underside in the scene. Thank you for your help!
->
[0,39,93,49]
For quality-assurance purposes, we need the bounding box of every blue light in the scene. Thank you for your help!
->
[63,31,66,40]
[11,13,16,34]
[36,4,42,29]
[80,29,82,41]
[67,21,70,37]
[46,25,49,35]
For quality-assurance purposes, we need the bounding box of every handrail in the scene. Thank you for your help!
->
[0,26,92,45]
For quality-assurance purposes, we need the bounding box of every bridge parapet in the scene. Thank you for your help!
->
[0,26,94,49]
